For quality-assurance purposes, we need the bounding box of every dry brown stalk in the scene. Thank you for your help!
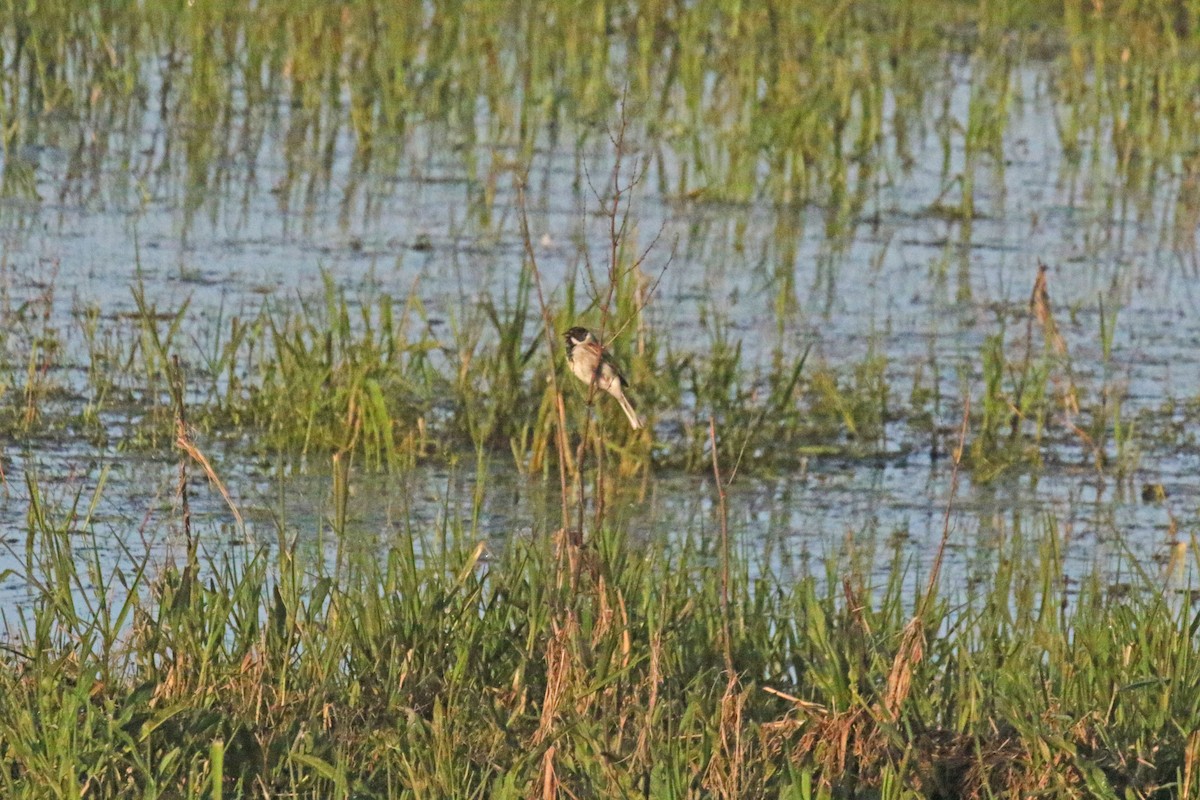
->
[175,430,245,533]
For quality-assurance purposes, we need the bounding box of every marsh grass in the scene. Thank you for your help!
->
[963,264,1140,481]
[1,470,1199,798]
[1,6,1197,792]
[0,256,1148,483]
[0,0,1195,229]
[0,0,1194,483]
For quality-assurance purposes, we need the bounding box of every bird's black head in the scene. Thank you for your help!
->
[564,327,589,346]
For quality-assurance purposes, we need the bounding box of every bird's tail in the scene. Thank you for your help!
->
[615,391,642,430]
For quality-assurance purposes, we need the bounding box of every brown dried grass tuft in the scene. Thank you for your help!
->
[703,673,750,799]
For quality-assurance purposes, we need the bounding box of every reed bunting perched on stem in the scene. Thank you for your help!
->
[563,326,642,430]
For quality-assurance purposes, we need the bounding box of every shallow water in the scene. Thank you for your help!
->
[1,52,1199,609]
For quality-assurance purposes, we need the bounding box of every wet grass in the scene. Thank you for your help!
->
[0,256,1149,484]
[1,469,1199,798]
[0,0,1196,230]
[0,252,1155,483]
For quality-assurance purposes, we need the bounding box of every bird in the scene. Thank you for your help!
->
[563,326,642,430]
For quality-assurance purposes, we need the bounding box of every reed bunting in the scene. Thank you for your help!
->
[563,326,642,430]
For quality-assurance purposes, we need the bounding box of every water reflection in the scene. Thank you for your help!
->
[2,439,1193,611]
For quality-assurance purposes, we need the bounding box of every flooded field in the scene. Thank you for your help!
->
[2,16,1196,600]
[1,2,1199,796]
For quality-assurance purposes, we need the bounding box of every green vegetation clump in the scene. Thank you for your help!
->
[1,490,1197,798]
[0,265,1146,479]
